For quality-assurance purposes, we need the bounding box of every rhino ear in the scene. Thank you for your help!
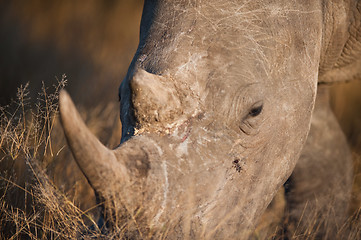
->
[59,90,126,192]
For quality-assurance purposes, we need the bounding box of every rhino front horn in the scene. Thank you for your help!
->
[59,90,129,195]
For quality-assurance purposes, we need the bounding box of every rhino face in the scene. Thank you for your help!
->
[60,0,323,238]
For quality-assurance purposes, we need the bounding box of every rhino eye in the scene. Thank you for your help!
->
[248,104,263,117]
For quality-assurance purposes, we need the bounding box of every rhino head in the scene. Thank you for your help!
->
[60,0,325,238]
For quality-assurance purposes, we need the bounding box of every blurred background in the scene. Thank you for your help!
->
[0,0,143,106]
[0,0,360,229]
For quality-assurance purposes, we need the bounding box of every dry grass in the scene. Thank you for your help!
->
[0,78,99,239]
[0,79,115,239]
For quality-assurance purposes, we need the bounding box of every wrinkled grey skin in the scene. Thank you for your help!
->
[285,86,353,238]
[59,0,360,238]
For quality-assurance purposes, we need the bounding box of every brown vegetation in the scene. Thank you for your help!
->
[0,1,360,239]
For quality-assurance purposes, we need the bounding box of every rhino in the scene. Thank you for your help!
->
[59,0,360,238]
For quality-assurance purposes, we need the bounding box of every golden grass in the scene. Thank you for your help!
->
[0,78,98,239]
[0,79,112,239]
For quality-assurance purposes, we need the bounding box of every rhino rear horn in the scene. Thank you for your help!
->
[131,69,180,104]
[130,69,182,122]
[59,90,128,194]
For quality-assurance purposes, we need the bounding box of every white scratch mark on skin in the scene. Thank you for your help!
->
[154,160,169,223]
[175,52,208,77]
[176,138,189,158]
[152,142,164,156]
